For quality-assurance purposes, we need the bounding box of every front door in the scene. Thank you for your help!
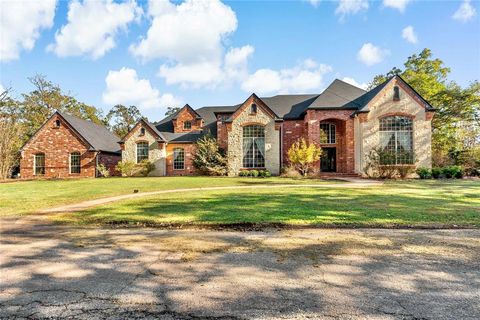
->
[320,147,336,172]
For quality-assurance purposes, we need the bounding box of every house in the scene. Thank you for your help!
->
[121,75,435,176]
[20,111,121,179]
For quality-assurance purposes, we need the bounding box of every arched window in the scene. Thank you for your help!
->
[379,116,413,164]
[70,152,81,174]
[320,123,336,144]
[183,121,192,130]
[54,119,61,128]
[34,153,45,175]
[250,103,257,114]
[136,142,149,163]
[140,127,146,136]
[243,125,265,168]
[393,86,400,101]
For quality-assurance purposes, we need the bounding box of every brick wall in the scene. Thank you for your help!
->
[165,143,197,176]
[97,152,121,176]
[216,113,231,150]
[282,110,356,174]
[172,108,203,133]
[20,114,97,179]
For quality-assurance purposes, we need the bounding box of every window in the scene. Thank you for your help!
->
[136,142,149,163]
[320,123,336,144]
[173,148,185,170]
[250,103,257,114]
[70,152,81,174]
[393,86,400,101]
[183,121,191,130]
[34,153,45,175]
[379,116,413,164]
[54,120,61,127]
[140,127,146,136]
[243,125,265,168]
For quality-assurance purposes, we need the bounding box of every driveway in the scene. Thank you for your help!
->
[1,219,479,319]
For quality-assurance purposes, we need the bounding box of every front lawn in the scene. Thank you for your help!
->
[0,176,333,216]
[53,180,480,228]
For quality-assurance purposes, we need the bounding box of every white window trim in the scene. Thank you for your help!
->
[33,154,45,176]
[320,123,336,145]
[136,142,149,164]
[69,152,81,174]
[173,148,185,170]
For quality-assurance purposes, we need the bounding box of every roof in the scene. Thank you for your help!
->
[59,112,121,153]
[148,76,435,144]
[308,79,366,110]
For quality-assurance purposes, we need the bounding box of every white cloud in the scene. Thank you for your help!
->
[402,25,418,44]
[0,0,56,62]
[307,0,321,8]
[102,67,181,111]
[130,0,253,88]
[335,0,369,19]
[48,0,142,59]
[342,77,368,90]
[453,0,476,22]
[241,60,332,95]
[357,43,390,66]
[383,0,412,13]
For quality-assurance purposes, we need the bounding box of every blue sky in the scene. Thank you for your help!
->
[1,0,479,121]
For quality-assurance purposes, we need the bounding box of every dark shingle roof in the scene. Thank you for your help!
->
[308,79,366,110]
[59,112,121,153]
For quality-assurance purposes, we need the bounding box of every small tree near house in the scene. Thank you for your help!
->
[287,138,322,176]
[193,133,227,176]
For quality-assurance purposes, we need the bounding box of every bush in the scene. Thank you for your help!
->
[287,138,322,176]
[442,166,463,179]
[238,170,248,177]
[250,170,259,177]
[431,167,443,179]
[137,160,155,177]
[193,133,227,176]
[115,160,155,177]
[397,165,414,179]
[115,161,138,177]
[258,170,271,178]
[281,166,302,178]
[416,167,431,179]
[96,164,110,178]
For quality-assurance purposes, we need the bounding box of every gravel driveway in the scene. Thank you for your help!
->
[1,219,479,319]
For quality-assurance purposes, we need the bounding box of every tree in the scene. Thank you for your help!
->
[193,133,227,176]
[369,48,480,167]
[105,104,143,137]
[19,75,103,139]
[165,106,181,117]
[0,88,22,179]
[287,138,322,176]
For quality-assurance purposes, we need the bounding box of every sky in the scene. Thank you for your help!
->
[1,0,479,121]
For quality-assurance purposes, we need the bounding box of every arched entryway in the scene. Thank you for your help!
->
[318,118,352,174]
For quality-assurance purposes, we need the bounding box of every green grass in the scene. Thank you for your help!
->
[0,176,333,216]
[53,180,480,228]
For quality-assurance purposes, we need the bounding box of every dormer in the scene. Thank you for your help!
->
[172,104,204,133]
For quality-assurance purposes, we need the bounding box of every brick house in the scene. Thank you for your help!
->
[121,75,435,176]
[20,112,121,179]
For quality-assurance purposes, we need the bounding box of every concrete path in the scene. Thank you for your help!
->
[39,179,382,214]
[1,220,479,319]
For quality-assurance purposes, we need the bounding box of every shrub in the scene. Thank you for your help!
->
[431,167,443,179]
[442,166,463,179]
[238,170,248,177]
[416,167,431,179]
[115,161,138,177]
[250,170,259,177]
[397,165,414,179]
[281,166,302,178]
[193,133,227,176]
[96,164,110,178]
[137,160,155,177]
[257,170,272,178]
[287,138,322,176]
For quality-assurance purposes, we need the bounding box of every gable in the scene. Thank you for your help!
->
[172,104,204,133]
[122,120,163,143]
[229,94,278,122]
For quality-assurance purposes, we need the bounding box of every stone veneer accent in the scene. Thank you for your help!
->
[122,123,166,176]
[356,78,432,174]
[227,96,280,176]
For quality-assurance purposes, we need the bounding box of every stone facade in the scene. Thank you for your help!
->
[356,78,433,174]
[20,114,102,179]
[121,122,166,176]
[226,95,280,176]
